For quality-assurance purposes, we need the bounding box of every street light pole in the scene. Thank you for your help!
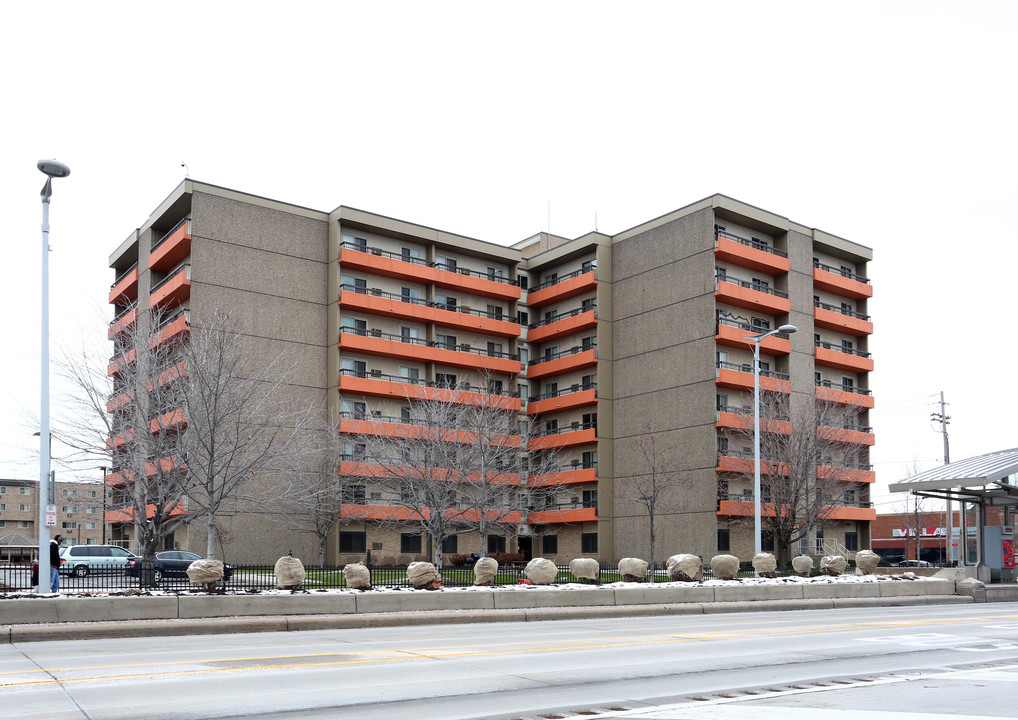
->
[36,159,70,590]
[747,323,797,559]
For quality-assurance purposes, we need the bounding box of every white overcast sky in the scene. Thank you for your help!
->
[2,1,1016,516]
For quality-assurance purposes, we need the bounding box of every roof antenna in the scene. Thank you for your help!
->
[594,211,598,232]
[181,162,190,178]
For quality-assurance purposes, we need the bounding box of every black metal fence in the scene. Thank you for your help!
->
[0,561,839,594]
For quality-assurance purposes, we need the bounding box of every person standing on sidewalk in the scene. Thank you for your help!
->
[49,534,62,593]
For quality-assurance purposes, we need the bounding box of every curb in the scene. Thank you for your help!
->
[1,593,973,644]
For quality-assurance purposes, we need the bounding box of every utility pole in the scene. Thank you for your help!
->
[931,391,952,563]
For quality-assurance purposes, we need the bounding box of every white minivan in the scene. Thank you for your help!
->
[59,545,138,577]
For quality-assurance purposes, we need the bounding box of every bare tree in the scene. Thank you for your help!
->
[274,406,362,565]
[616,430,687,566]
[177,309,307,559]
[57,310,190,570]
[351,385,555,570]
[724,390,869,564]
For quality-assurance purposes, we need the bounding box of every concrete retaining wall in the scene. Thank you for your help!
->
[0,580,961,627]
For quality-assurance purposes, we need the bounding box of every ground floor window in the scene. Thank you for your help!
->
[339,531,367,553]
[581,532,598,554]
[717,528,730,552]
[542,534,558,555]
[442,535,458,553]
[487,535,506,554]
[401,533,422,554]
[761,531,774,552]
[844,531,859,552]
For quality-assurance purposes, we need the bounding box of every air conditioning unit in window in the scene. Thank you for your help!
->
[370,369,382,377]
[370,288,382,296]
[371,410,382,417]
[370,328,382,337]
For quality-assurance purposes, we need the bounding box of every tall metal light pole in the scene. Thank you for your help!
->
[747,323,797,558]
[37,159,70,588]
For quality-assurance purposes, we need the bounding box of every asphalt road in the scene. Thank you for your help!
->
[3,603,1018,719]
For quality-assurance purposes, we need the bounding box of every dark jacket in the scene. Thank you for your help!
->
[49,541,60,568]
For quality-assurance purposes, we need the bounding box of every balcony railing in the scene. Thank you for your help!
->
[149,263,190,295]
[110,262,138,290]
[540,499,597,511]
[339,326,518,360]
[528,304,596,330]
[815,379,872,395]
[110,301,138,326]
[716,274,789,298]
[538,460,598,473]
[814,299,870,321]
[531,382,597,402]
[339,242,516,285]
[825,421,874,433]
[528,342,597,367]
[337,366,519,396]
[716,360,790,381]
[151,218,191,253]
[157,308,189,332]
[715,230,788,258]
[717,404,789,421]
[528,266,596,293]
[340,284,512,322]
[532,421,597,438]
[717,491,873,509]
[815,339,871,358]
[813,259,869,284]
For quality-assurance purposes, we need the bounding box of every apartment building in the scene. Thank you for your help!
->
[108,182,873,563]
[0,479,107,560]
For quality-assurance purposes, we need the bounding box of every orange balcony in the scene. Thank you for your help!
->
[339,287,519,338]
[715,363,791,394]
[151,310,190,348]
[716,409,790,434]
[150,264,191,309]
[815,382,874,409]
[105,456,186,486]
[528,425,597,451]
[105,501,187,525]
[714,233,790,275]
[528,386,597,416]
[813,264,872,300]
[821,424,875,446]
[526,269,596,309]
[109,264,138,305]
[338,413,521,446]
[715,319,790,355]
[337,371,520,411]
[527,506,597,524]
[715,278,790,315]
[814,303,872,336]
[717,499,873,522]
[818,465,876,484]
[529,467,597,487]
[827,505,877,521]
[524,348,597,381]
[338,329,520,375]
[815,342,873,374]
[149,219,192,272]
[108,304,138,340]
[107,408,188,450]
[716,454,788,476]
[339,244,520,302]
[527,308,597,344]
[108,347,137,377]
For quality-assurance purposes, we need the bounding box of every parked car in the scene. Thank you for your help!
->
[59,545,138,577]
[896,559,932,567]
[124,551,234,583]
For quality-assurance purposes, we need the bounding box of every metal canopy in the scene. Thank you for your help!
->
[888,448,1018,493]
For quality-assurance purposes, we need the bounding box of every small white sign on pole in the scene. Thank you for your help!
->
[45,505,57,528]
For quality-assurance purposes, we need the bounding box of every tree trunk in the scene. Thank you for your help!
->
[206,514,216,559]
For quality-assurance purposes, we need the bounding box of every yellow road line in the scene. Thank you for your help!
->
[2,611,1016,689]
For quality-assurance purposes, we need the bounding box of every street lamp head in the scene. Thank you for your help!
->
[777,324,797,334]
[37,159,71,178]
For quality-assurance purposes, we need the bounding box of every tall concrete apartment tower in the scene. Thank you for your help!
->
[108,183,873,563]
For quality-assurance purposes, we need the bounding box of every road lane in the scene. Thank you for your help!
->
[3,603,1018,719]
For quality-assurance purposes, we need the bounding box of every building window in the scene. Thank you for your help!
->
[436,334,457,350]
[845,532,859,552]
[542,534,558,555]
[61,522,77,529]
[18,521,29,528]
[20,487,31,495]
[339,531,367,553]
[762,531,775,552]
[0,486,5,494]
[61,505,75,513]
[342,359,366,378]
[435,373,457,388]
[581,533,598,554]
[0,503,5,511]
[442,535,458,554]
[517,274,528,289]
[86,507,96,514]
[19,504,31,512]
[400,366,421,381]
[400,533,422,554]
[341,485,366,504]
[341,401,366,419]
[717,528,730,552]
[86,522,97,530]
[518,310,529,325]
[487,535,506,554]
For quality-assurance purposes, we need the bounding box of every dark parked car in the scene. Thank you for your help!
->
[124,551,234,583]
